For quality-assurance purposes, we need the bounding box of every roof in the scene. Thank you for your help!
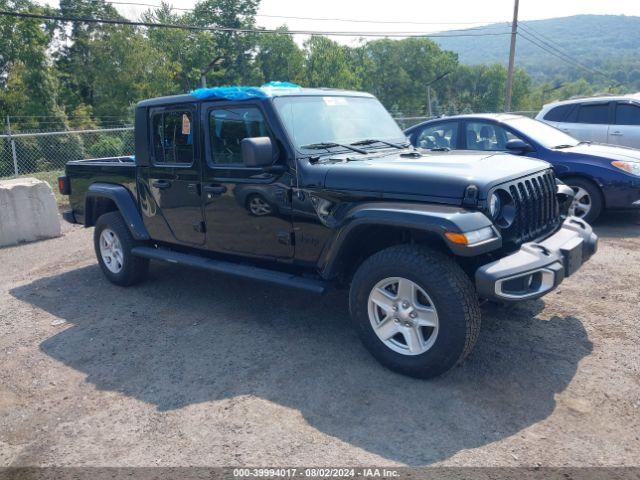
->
[542,92,640,109]
[137,83,374,108]
[405,113,526,128]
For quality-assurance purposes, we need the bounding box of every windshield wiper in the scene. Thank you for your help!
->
[553,144,576,149]
[350,138,408,149]
[301,142,368,154]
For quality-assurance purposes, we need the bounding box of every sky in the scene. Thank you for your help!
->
[41,0,640,45]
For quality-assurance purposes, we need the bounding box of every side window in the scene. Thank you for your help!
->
[543,104,573,122]
[151,111,194,164]
[576,104,609,125]
[415,122,458,149]
[209,106,271,165]
[465,122,519,151]
[615,103,640,126]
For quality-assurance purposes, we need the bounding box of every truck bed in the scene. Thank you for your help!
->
[65,156,138,223]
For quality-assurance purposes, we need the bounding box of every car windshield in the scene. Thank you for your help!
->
[503,116,579,149]
[273,95,407,152]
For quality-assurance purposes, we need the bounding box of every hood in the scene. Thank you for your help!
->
[560,143,640,163]
[319,150,551,200]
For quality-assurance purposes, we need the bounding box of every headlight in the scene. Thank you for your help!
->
[489,193,501,219]
[612,160,640,176]
[445,226,496,246]
[489,189,516,229]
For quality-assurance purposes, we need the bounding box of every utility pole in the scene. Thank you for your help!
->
[504,0,520,112]
[426,71,451,118]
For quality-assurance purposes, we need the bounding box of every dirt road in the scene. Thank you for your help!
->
[1,213,639,467]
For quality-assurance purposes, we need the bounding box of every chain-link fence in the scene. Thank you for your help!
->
[0,127,134,178]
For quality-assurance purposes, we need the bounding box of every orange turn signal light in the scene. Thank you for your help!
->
[444,232,468,245]
[612,161,632,173]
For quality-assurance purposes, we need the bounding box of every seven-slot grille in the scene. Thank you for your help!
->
[502,170,561,244]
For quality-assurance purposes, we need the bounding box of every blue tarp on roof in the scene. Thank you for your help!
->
[190,81,300,101]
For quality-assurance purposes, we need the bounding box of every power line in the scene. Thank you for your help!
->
[519,24,612,79]
[517,31,616,83]
[0,10,512,38]
[104,1,508,25]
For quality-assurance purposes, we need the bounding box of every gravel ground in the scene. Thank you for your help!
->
[0,212,639,467]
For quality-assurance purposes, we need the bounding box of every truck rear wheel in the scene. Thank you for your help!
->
[349,245,481,378]
[94,211,149,286]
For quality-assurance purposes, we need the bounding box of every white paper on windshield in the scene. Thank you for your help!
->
[323,97,348,106]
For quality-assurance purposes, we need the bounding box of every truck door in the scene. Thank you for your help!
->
[138,105,205,245]
[201,102,294,258]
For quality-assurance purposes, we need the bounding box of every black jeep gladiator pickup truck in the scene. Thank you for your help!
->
[59,83,598,378]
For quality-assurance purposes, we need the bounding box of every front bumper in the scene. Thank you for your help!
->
[475,217,598,302]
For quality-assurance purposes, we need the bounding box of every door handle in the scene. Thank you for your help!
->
[152,179,171,189]
[203,185,227,197]
[610,131,623,136]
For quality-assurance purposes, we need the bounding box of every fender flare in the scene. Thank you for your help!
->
[85,183,150,241]
[319,202,498,278]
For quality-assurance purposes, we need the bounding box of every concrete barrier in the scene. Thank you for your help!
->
[0,178,62,248]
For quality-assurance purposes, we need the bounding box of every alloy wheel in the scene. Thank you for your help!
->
[99,228,124,274]
[367,276,439,356]
[568,186,592,219]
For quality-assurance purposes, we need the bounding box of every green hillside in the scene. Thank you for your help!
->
[436,15,640,89]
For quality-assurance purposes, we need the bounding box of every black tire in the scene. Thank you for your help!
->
[94,211,149,286]
[564,177,603,224]
[349,245,481,379]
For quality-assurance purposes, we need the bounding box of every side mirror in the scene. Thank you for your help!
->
[505,138,533,153]
[241,137,274,167]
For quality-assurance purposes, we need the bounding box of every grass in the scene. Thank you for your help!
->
[2,169,68,208]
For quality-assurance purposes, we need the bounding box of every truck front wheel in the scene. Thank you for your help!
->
[349,245,481,378]
[94,211,149,286]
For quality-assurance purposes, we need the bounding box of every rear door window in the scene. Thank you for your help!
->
[151,110,194,165]
[576,104,610,124]
[614,103,640,126]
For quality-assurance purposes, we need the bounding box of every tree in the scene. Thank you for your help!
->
[0,0,65,130]
[255,27,304,84]
[359,38,458,115]
[303,36,360,90]
[188,0,261,85]
[88,27,177,118]
[55,0,125,112]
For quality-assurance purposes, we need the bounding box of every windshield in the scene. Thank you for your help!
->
[273,96,406,152]
[503,116,579,149]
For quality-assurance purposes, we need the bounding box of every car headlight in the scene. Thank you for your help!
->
[489,193,501,219]
[612,160,640,176]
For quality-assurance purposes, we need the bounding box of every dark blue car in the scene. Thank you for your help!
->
[405,114,640,223]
